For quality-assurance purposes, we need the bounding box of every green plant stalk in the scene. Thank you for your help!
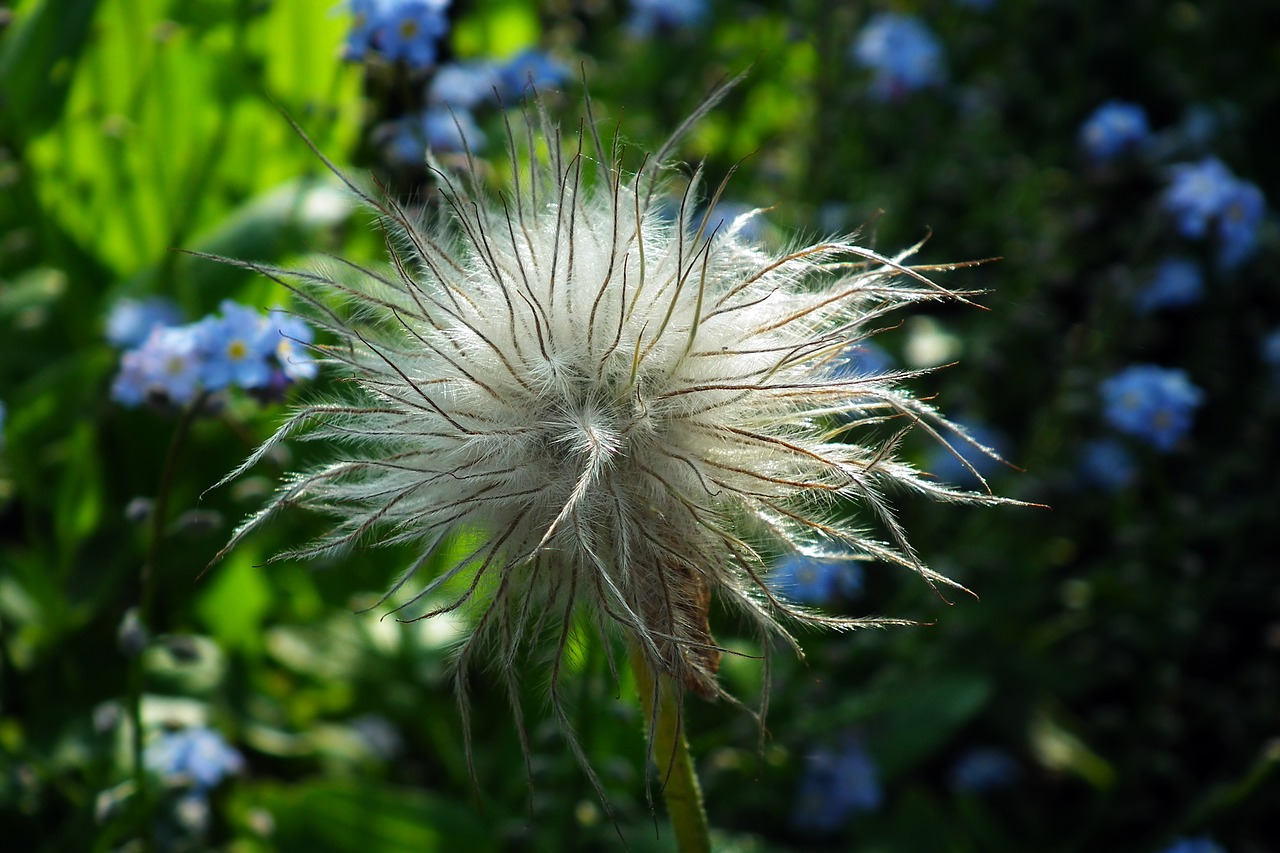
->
[127,392,207,848]
[628,643,711,853]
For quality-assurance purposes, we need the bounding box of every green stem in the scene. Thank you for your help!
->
[127,392,207,847]
[628,644,711,853]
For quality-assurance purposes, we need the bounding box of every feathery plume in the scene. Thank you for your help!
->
[209,83,1007,795]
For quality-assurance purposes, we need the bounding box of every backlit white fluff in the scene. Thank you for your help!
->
[210,90,1006,793]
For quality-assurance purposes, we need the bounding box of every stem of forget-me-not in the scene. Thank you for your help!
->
[628,642,712,853]
[127,391,208,848]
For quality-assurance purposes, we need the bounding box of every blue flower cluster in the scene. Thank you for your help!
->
[626,0,708,37]
[111,299,316,408]
[1163,157,1265,270]
[344,0,452,70]
[1077,102,1266,270]
[145,726,244,794]
[1073,99,1266,484]
[1133,256,1203,313]
[793,736,882,833]
[771,554,863,605]
[382,49,568,161]
[1080,100,1150,164]
[1099,365,1203,452]
[849,13,944,101]
[384,107,487,160]
[428,60,503,107]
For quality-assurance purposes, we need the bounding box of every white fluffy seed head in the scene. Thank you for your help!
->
[213,90,1008,790]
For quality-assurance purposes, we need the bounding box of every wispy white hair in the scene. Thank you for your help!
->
[207,78,1010,804]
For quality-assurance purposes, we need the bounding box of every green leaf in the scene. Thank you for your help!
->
[52,420,105,570]
[0,0,102,139]
[142,634,228,695]
[0,266,68,325]
[195,554,274,652]
[867,671,995,779]
[232,779,499,853]
[158,175,357,305]
[1029,708,1116,791]
[452,0,541,58]
[191,176,355,263]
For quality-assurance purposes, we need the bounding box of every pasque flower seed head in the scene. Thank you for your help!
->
[210,84,1006,786]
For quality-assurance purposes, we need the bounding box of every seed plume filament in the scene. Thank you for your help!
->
[207,90,1015,810]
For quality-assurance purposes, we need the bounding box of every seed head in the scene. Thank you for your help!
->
[211,87,1005,790]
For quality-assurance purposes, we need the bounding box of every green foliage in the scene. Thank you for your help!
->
[231,779,499,852]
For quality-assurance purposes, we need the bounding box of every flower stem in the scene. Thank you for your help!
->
[127,392,207,847]
[628,644,711,853]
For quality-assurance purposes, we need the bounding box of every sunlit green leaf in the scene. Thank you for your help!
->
[195,554,274,652]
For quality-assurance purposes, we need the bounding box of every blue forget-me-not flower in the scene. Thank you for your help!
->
[1078,438,1137,492]
[927,421,1007,488]
[197,300,278,392]
[379,1,449,68]
[344,0,450,69]
[105,296,183,348]
[428,51,569,111]
[1163,158,1238,239]
[828,341,894,379]
[110,300,316,408]
[850,13,944,101]
[428,61,504,109]
[1134,257,1203,313]
[342,0,382,61]
[949,746,1020,793]
[145,726,244,793]
[112,325,204,407]
[771,554,864,605]
[269,309,318,384]
[793,736,883,833]
[1100,365,1203,452]
[1262,328,1280,379]
[1080,100,1150,163]
[1215,178,1265,270]
[626,0,708,36]
[384,107,486,162]
[498,49,569,98]
[1163,157,1266,269]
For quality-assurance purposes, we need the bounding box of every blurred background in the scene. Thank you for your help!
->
[1,1,1278,850]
